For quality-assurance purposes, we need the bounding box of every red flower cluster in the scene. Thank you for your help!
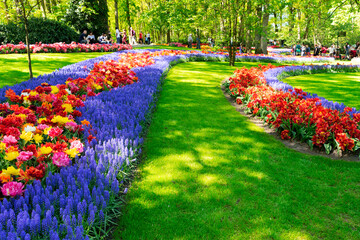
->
[0,51,156,197]
[227,64,360,154]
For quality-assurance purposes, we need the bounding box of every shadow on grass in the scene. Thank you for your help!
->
[115,62,360,240]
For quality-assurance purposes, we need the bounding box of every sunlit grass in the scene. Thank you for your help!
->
[0,52,110,88]
[282,72,360,110]
[115,62,360,239]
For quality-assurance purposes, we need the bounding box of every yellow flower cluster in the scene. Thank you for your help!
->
[51,86,59,94]
[20,131,33,142]
[66,148,79,158]
[51,115,72,125]
[2,166,20,176]
[39,146,52,155]
[62,103,74,113]
[4,151,19,161]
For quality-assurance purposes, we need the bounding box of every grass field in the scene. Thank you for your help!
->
[115,62,360,240]
[282,72,360,110]
[0,52,110,88]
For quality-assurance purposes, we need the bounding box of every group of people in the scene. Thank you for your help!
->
[187,34,215,49]
[115,27,151,45]
[291,43,311,56]
[79,28,151,45]
[292,42,360,59]
[79,30,114,44]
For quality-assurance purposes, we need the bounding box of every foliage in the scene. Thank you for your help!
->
[0,17,78,44]
[65,0,109,37]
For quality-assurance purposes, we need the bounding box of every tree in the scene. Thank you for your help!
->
[18,0,39,79]
[65,0,109,37]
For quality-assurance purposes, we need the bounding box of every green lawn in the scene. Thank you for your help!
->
[0,52,110,88]
[115,62,360,240]
[282,72,360,110]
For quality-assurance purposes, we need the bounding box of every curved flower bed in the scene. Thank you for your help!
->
[263,64,360,114]
[0,49,343,239]
[225,63,360,156]
[0,43,132,54]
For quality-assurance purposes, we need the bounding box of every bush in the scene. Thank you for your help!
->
[0,18,78,44]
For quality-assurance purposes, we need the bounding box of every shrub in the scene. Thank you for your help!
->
[0,18,78,44]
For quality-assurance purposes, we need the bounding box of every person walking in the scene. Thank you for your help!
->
[129,27,136,45]
[196,36,201,49]
[146,33,151,44]
[301,44,306,56]
[188,34,193,48]
[139,31,143,44]
[116,28,121,44]
[345,42,350,59]
[122,29,127,44]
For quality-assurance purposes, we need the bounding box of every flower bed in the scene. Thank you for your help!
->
[0,42,132,54]
[263,63,360,114]
[0,49,346,239]
[0,49,230,239]
[224,63,360,157]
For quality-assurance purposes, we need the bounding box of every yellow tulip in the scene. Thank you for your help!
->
[40,146,52,155]
[2,166,20,176]
[0,142,6,151]
[4,151,19,161]
[33,134,43,143]
[51,86,59,94]
[66,148,79,158]
[62,103,74,113]
[20,131,33,142]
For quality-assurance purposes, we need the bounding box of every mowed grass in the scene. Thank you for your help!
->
[0,52,110,88]
[282,72,360,110]
[115,62,360,240]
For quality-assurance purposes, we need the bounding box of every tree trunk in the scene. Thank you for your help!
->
[125,0,131,29]
[2,0,10,23]
[289,6,295,34]
[19,0,33,79]
[245,0,252,53]
[280,10,282,32]
[14,0,22,20]
[254,5,262,54]
[114,0,119,29]
[47,0,52,13]
[297,9,301,41]
[40,0,46,18]
[261,5,269,54]
[304,15,310,40]
[167,29,171,43]
[274,12,278,34]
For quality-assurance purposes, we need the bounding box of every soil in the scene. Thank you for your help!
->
[221,81,360,162]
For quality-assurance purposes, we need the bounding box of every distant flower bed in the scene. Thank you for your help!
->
[224,63,360,156]
[0,42,132,54]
